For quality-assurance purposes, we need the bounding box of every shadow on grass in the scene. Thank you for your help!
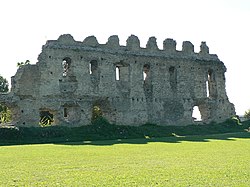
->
[59,132,250,146]
[0,131,249,147]
[0,118,249,146]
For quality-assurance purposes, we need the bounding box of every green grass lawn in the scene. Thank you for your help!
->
[0,132,249,186]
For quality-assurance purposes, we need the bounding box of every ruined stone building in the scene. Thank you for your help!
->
[0,34,235,126]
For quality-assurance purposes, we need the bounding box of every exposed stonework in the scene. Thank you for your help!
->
[0,34,235,126]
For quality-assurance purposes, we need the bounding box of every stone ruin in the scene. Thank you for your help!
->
[0,34,235,126]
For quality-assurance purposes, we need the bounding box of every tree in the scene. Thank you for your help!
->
[0,75,11,123]
[244,109,250,119]
[0,105,12,123]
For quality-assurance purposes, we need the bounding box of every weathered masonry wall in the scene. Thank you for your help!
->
[0,34,235,126]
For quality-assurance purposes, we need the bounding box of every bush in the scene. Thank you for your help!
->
[0,75,12,123]
[0,117,248,144]
[91,116,110,126]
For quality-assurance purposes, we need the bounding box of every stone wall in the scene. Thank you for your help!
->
[0,34,235,126]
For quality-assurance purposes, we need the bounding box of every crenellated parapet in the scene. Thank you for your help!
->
[43,34,219,61]
[182,41,194,54]
[163,38,176,53]
[126,35,140,50]
[57,34,75,44]
[146,37,159,50]
[83,36,99,47]
[106,35,120,48]
[200,41,209,55]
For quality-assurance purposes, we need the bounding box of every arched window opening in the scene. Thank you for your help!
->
[192,106,202,121]
[89,60,98,75]
[62,57,71,77]
[143,64,150,81]
[169,66,177,91]
[39,110,54,126]
[89,60,100,87]
[206,69,217,98]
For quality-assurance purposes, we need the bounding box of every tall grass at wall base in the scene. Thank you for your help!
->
[0,117,249,144]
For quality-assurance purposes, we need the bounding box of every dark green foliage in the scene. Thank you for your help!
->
[0,117,249,144]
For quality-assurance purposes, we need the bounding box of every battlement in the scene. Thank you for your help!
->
[44,34,218,61]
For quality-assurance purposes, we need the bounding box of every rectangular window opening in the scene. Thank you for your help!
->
[206,80,209,97]
[89,60,98,75]
[143,64,150,82]
[116,66,120,80]
[89,63,92,74]
[64,108,68,118]
[169,66,177,91]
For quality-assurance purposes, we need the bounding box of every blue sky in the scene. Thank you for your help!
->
[0,0,249,115]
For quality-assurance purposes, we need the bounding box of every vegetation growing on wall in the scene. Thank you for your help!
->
[91,105,103,123]
[17,60,30,67]
[244,109,250,119]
